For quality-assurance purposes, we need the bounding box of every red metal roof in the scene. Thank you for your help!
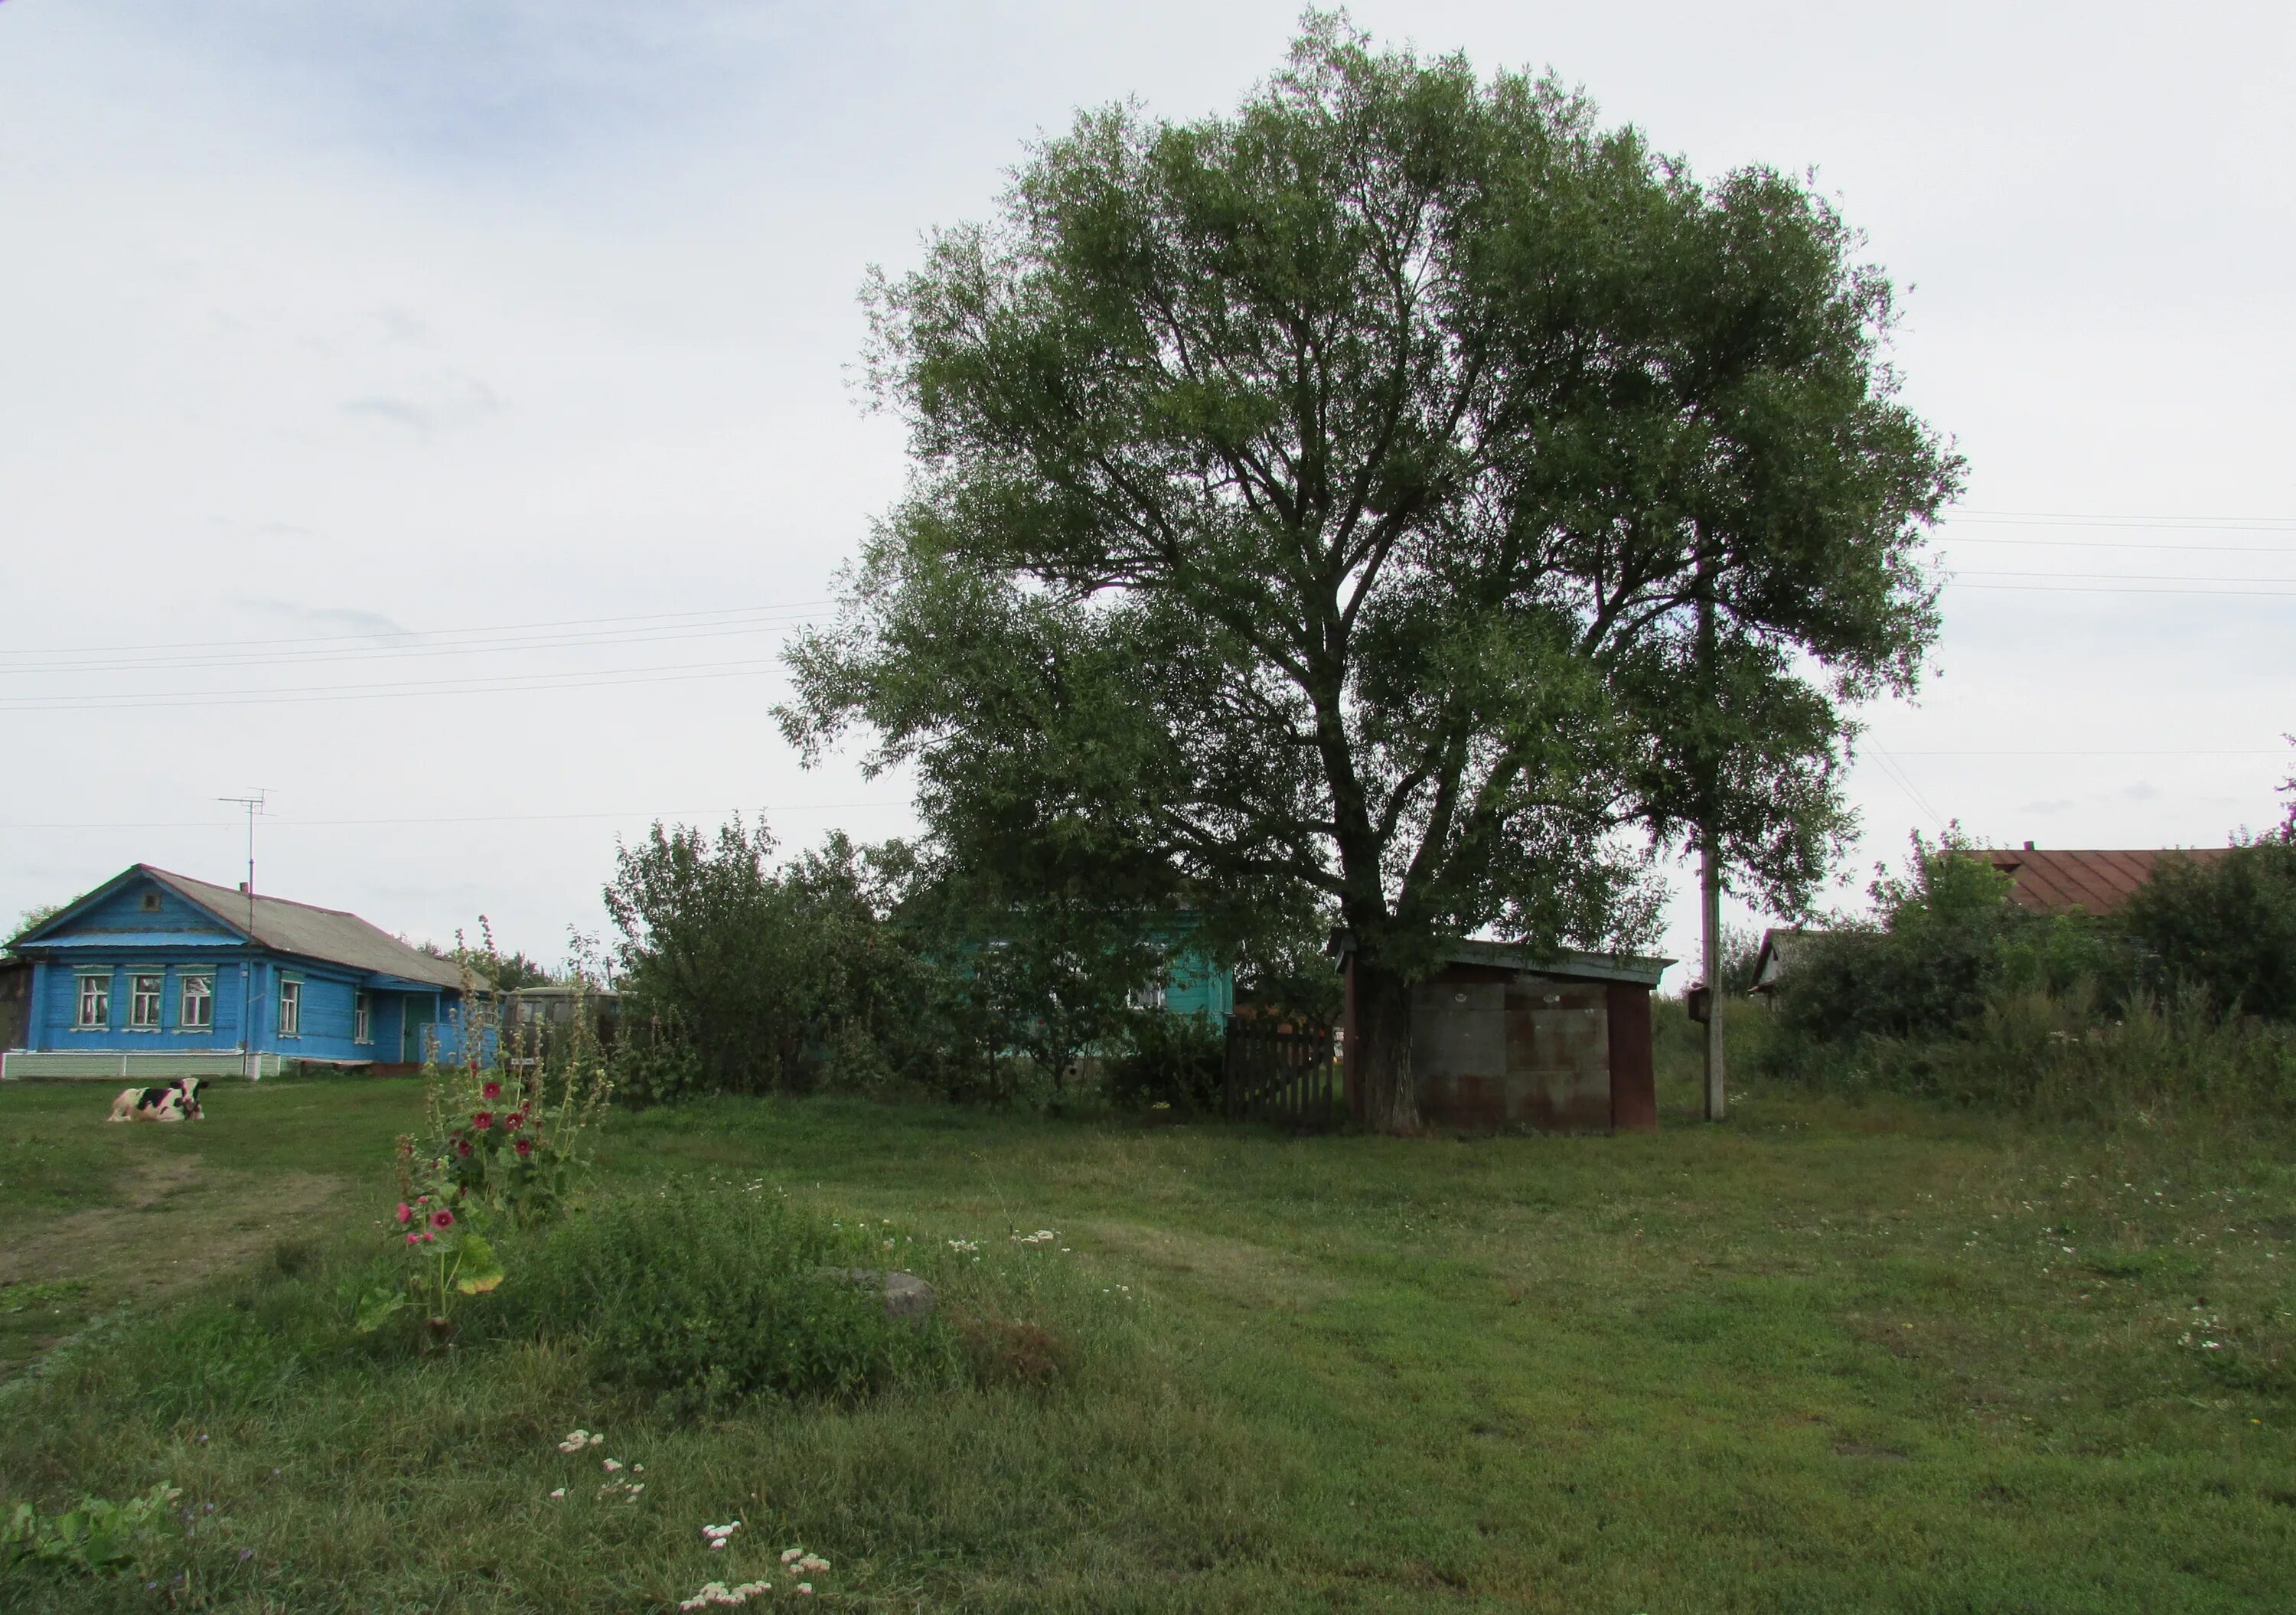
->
[1978,847,2229,915]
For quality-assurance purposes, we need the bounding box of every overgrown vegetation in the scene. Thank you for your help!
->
[1761,801,2296,1122]
[602,815,1249,1111]
[501,1186,957,1416]
[3,1076,2293,1611]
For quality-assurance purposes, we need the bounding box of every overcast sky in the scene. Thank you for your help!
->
[2,1,2291,980]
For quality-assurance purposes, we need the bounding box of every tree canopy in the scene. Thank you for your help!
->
[782,17,1961,1130]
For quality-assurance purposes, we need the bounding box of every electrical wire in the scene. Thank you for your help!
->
[0,612,823,679]
[0,658,791,713]
[0,599,837,664]
[1951,510,2296,531]
[1939,535,2295,554]
[0,802,909,831]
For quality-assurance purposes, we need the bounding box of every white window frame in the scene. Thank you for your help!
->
[179,973,214,1031]
[354,989,372,1046]
[129,972,165,1031]
[277,976,302,1039]
[75,972,110,1029]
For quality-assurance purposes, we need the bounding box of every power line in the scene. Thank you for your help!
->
[1952,569,2296,585]
[0,657,791,713]
[1943,580,2296,599]
[1939,535,2296,555]
[1952,510,2296,531]
[0,599,837,663]
[2,612,823,678]
[0,801,909,831]
[1887,749,2282,757]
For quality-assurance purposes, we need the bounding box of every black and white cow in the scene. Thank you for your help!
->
[107,1076,204,1123]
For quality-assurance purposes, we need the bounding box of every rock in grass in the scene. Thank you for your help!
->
[824,1268,935,1328]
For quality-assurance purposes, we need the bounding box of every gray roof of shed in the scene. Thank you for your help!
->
[1333,932,1672,987]
[144,866,466,989]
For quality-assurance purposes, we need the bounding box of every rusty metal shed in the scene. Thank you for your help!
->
[1339,939,1672,1134]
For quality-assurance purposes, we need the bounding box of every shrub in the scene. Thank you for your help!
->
[606,822,946,1098]
[2121,837,2296,1022]
[1770,985,2296,1124]
[1105,1013,1225,1113]
[1775,830,2120,1047]
[501,1187,956,1415]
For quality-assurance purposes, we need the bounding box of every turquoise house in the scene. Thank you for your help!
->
[2,865,469,1081]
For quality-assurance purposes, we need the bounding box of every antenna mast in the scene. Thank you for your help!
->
[217,790,268,931]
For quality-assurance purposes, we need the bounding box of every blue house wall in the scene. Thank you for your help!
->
[8,869,465,1073]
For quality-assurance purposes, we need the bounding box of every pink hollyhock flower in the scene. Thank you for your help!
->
[514,1137,533,1157]
[406,1232,421,1245]
[456,1139,474,1157]
[395,1203,413,1225]
[473,1111,494,1130]
[481,1082,501,1100]
[431,1209,455,1229]
[507,1111,526,1129]
[420,1231,436,1244]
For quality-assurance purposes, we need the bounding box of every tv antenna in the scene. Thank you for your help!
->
[217,789,269,928]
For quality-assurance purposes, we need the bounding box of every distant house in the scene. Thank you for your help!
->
[1750,928,1820,997]
[1,865,468,1081]
[1975,843,2229,916]
[1336,938,1671,1134]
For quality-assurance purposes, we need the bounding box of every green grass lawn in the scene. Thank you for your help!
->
[2,1062,2292,1612]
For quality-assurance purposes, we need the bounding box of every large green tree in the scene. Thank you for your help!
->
[783,18,1960,1131]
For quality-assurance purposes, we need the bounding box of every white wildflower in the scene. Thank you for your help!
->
[602,1458,625,1473]
[548,1488,566,1500]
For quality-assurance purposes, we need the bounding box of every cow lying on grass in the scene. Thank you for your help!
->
[107,1076,204,1123]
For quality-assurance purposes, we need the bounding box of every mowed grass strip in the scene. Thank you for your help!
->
[0,1071,2290,1612]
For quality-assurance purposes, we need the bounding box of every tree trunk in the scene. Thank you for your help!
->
[1350,958,1420,1134]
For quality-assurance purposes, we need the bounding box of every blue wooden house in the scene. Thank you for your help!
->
[1,865,468,1081]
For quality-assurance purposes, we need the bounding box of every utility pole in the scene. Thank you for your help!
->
[1695,543,1726,1122]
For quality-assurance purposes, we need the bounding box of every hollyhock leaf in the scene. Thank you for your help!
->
[455,1232,504,1295]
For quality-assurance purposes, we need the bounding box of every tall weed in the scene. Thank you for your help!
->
[498,1187,959,1416]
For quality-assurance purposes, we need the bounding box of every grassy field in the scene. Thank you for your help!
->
[2,1047,2293,1612]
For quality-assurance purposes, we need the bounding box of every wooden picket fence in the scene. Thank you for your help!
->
[1222,1020,1340,1130]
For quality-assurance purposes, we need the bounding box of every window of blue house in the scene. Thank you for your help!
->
[354,990,372,1045]
[278,977,302,1039]
[75,972,109,1029]
[180,974,214,1030]
[129,974,164,1030]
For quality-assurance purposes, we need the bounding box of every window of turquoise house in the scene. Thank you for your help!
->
[129,974,164,1030]
[180,973,214,1030]
[139,892,161,912]
[354,990,372,1046]
[75,973,109,1029]
[277,977,302,1039]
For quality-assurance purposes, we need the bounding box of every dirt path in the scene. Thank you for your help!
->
[0,1156,349,1375]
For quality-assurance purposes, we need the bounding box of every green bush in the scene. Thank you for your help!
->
[501,1187,956,1415]
[2121,837,2296,1022]
[1776,832,2121,1048]
[1769,986,2296,1124]
[1105,1013,1225,1112]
